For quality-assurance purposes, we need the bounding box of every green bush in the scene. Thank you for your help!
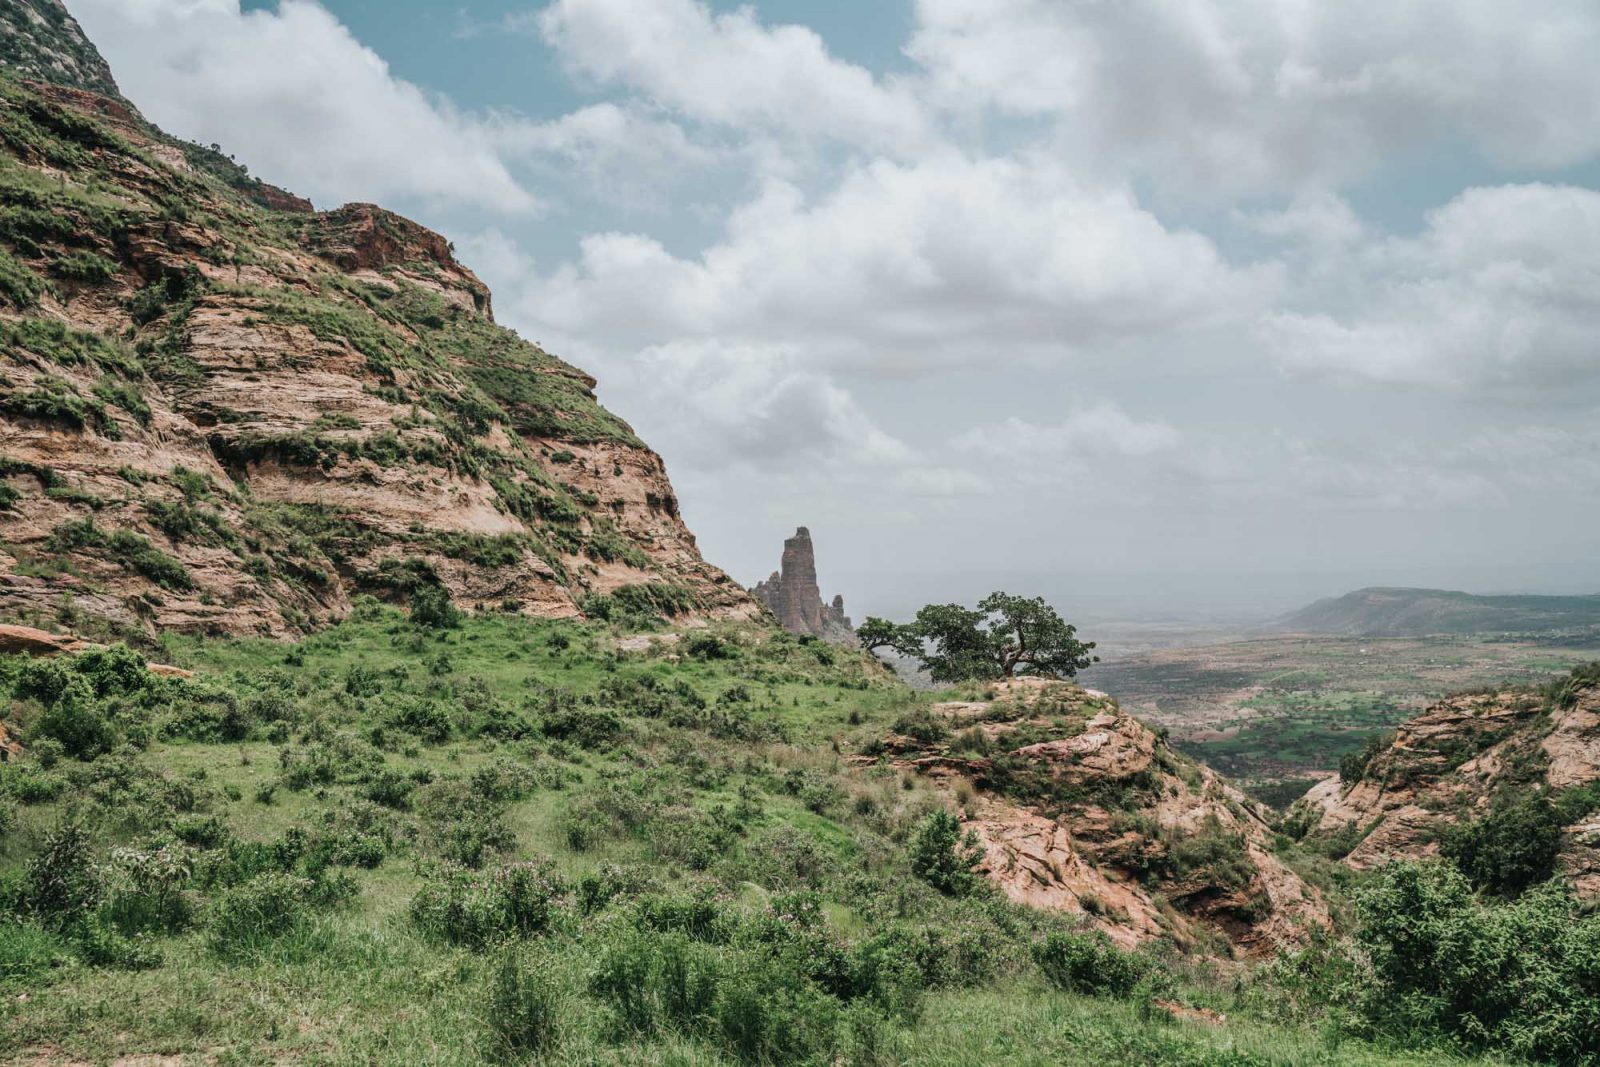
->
[908,809,984,896]
[24,823,100,932]
[484,948,564,1061]
[1032,930,1157,998]
[1349,860,1600,1063]
[30,681,117,759]
[0,921,64,989]
[207,872,318,958]
[1440,792,1565,896]
[410,860,569,949]
[1339,730,1394,784]
[588,924,853,1065]
[100,842,195,935]
[408,583,462,630]
[0,249,45,308]
[50,250,119,284]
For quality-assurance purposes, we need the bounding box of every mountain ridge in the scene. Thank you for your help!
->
[1272,585,1600,637]
[0,19,756,639]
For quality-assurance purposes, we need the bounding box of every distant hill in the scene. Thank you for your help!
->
[1273,587,1600,636]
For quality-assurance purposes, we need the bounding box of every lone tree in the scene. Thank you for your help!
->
[911,592,1096,683]
[855,616,922,658]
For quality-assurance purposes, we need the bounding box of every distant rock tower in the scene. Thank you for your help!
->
[751,527,857,645]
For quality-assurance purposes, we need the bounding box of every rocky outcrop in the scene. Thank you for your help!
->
[875,678,1329,956]
[751,527,855,645]
[1296,670,1600,891]
[0,0,124,102]
[0,35,758,638]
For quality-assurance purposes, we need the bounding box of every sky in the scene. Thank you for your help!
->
[67,0,1600,623]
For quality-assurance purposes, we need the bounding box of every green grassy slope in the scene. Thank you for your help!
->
[0,608,1528,1066]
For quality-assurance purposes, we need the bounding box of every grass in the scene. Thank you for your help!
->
[0,608,1542,1065]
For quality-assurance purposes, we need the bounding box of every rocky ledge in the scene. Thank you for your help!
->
[869,677,1329,956]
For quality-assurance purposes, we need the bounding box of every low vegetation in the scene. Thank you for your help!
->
[0,606,1588,1064]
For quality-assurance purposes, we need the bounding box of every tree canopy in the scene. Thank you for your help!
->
[860,592,1096,683]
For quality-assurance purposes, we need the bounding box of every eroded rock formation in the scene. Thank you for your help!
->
[874,677,1329,956]
[750,527,856,645]
[0,41,758,638]
[1296,673,1600,895]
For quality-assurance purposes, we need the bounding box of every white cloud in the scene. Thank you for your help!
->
[1265,184,1600,394]
[955,408,1183,468]
[1239,191,1368,253]
[909,0,1600,196]
[493,103,717,211]
[625,341,915,471]
[72,0,537,213]
[522,153,1271,369]
[537,0,930,153]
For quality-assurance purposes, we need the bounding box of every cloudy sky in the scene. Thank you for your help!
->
[71,0,1600,622]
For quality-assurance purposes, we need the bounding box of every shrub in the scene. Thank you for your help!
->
[685,633,734,660]
[1339,731,1394,784]
[51,250,119,284]
[100,842,195,935]
[410,860,569,949]
[24,823,100,931]
[387,696,453,744]
[1164,815,1256,889]
[1033,930,1156,998]
[588,927,847,1065]
[1348,860,1600,1063]
[484,948,563,1061]
[361,768,415,810]
[908,809,983,896]
[0,921,63,988]
[207,872,317,958]
[1440,792,1565,896]
[540,705,623,750]
[409,583,462,630]
[30,681,117,759]
[891,709,949,745]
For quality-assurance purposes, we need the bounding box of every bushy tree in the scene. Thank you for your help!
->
[908,809,984,896]
[907,592,1097,683]
[1440,792,1565,896]
[408,583,462,630]
[855,617,921,658]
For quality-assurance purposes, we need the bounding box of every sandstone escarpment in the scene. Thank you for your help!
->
[751,526,855,645]
[1297,670,1600,893]
[0,56,756,637]
[875,678,1329,956]
[0,0,123,103]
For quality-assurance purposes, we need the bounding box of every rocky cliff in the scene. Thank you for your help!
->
[0,27,755,638]
[870,678,1329,956]
[750,526,855,645]
[0,0,120,102]
[1296,665,1600,895]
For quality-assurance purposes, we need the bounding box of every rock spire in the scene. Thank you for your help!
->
[751,527,856,645]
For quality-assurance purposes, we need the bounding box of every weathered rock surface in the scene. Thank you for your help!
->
[880,677,1329,956]
[0,0,124,102]
[0,43,757,638]
[1298,675,1600,891]
[750,527,855,645]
